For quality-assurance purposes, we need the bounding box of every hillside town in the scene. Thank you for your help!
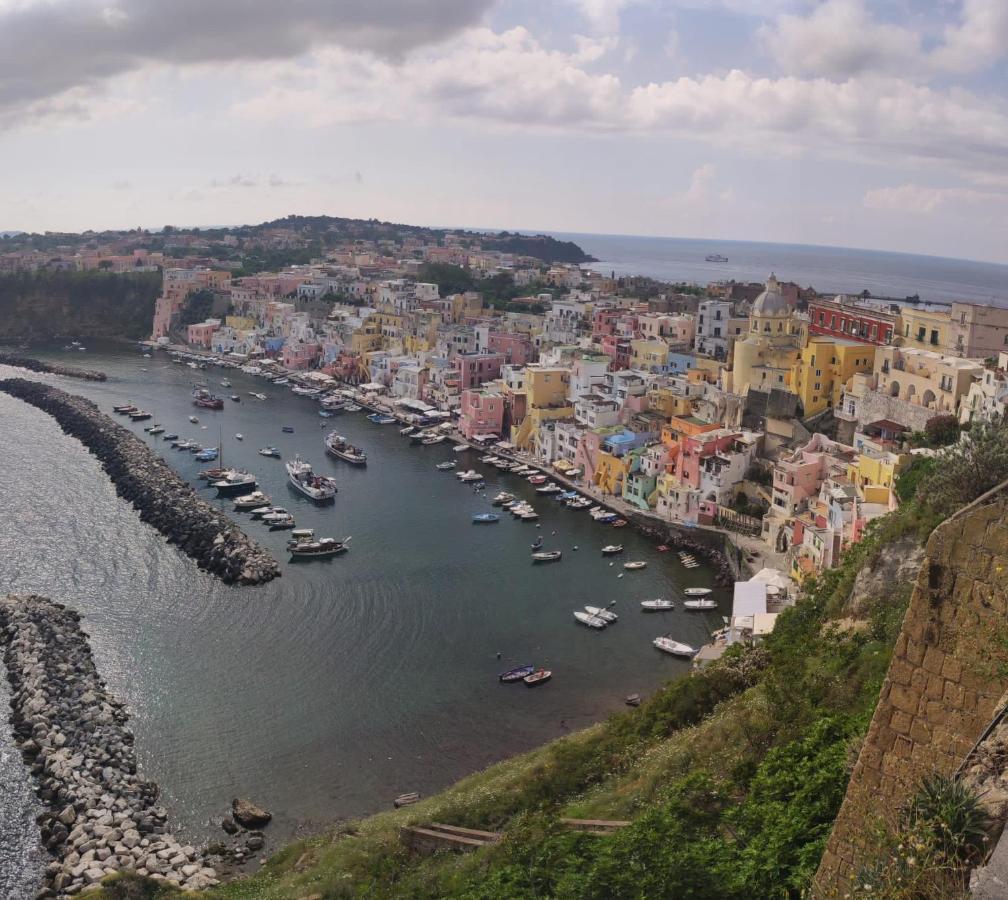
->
[88,228,997,598]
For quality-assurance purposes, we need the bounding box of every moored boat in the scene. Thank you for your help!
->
[456,469,482,482]
[287,531,351,558]
[683,587,713,597]
[213,470,257,496]
[128,409,152,421]
[472,513,500,523]
[641,599,674,611]
[601,544,623,555]
[258,446,281,458]
[286,456,338,502]
[436,461,457,471]
[234,491,271,510]
[325,432,367,465]
[623,561,647,571]
[499,664,535,683]
[573,611,607,629]
[266,512,295,530]
[683,598,718,610]
[523,668,552,686]
[192,388,224,410]
[653,637,697,657]
[584,605,617,622]
[367,413,397,425]
[531,550,562,562]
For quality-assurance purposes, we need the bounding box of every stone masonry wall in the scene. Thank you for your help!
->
[814,494,1008,895]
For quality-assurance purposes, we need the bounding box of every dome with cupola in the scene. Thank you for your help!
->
[752,273,790,317]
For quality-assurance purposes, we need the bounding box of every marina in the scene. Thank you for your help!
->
[0,344,726,853]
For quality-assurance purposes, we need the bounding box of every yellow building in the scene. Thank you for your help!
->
[350,322,383,354]
[898,307,951,352]
[593,450,630,495]
[790,336,876,417]
[847,450,909,491]
[511,366,573,450]
[224,315,255,331]
[727,274,805,397]
[630,338,669,372]
[647,385,695,418]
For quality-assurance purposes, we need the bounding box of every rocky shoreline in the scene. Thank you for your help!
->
[0,353,107,382]
[0,595,219,896]
[0,378,279,585]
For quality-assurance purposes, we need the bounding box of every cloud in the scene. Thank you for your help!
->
[206,173,301,190]
[0,0,493,122]
[863,183,1006,214]
[761,0,1008,78]
[684,163,718,204]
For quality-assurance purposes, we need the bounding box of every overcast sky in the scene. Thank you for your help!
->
[2,0,1007,262]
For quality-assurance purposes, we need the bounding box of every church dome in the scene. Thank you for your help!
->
[752,274,789,317]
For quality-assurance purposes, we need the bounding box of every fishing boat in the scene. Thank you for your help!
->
[189,415,199,424]
[653,637,697,657]
[683,587,713,597]
[162,433,178,441]
[281,426,294,434]
[535,483,562,494]
[287,531,351,558]
[421,433,445,445]
[192,388,224,410]
[220,379,231,388]
[198,467,227,481]
[344,403,361,412]
[528,475,547,485]
[367,413,397,425]
[436,461,457,471]
[623,561,647,571]
[531,536,544,550]
[249,392,268,401]
[585,605,618,623]
[194,447,219,462]
[472,513,500,524]
[291,386,321,398]
[641,599,674,611]
[400,425,416,436]
[499,664,535,683]
[249,505,279,519]
[523,668,552,686]
[574,611,607,629]
[683,598,718,610]
[234,491,271,510]
[112,404,136,414]
[491,491,515,505]
[518,509,539,521]
[601,544,624,555]
[456,470,482,482]
[453,443,470,453]
[213,470,257,496]
[148,426,165,435]
[128,409,152,421]
[286,456,338,502]
[531,550,562,562]
[172,439,195,450]
[325,432,367,465]
[230,395,241,402]
[258,446,281,458]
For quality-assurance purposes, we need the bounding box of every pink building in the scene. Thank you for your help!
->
[488,331,533,367]
[282,342,321,370]
[771,433,856,515]
[460,389,505,439]
[600,335,632,370]
[187,321,220,348]
[673,429,743,490]
[453,352,504,392]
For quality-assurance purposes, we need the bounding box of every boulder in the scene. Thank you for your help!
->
[232,798,272,829]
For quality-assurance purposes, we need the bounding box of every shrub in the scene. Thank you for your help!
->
[906,774,991,864]
[915,422,1008,517]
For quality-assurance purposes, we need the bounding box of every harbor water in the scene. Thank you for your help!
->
[0,345,727,886]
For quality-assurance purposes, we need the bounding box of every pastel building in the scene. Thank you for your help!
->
[459,389,505,439]
[453,352,505,392]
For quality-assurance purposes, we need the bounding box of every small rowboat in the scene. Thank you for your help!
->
[683,587,713,597]
[524,668,552,686]
[601,544,623,555]
[499,665,535,683]
[623,561,647,571]
[653,637,696,657]
[472,513,500,523]
[531,550,562,562]
[584,605,617,623]
[641,599,674,611]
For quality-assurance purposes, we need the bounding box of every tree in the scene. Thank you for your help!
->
[916,421,1008,517]
[924,413,960,447]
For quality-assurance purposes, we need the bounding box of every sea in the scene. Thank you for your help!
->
[546,233,1008,305]
[0,347,720,896]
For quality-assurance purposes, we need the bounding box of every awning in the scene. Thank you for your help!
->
[495,441,515,450]
[472,433,498,442]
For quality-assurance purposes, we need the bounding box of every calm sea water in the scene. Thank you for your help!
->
[547,232,1008,305]
[0,346,723,894]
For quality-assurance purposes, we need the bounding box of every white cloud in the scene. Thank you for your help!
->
[684,163,718,204]
[863,183,1006,214]
[931,0,1008,73]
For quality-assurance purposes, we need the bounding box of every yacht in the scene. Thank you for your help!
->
[287,530,350,558]
[265,511,295,530]
[212,470,257,496]
[286,456,337,502]
[324,432,367,465]
[233,491,271,511]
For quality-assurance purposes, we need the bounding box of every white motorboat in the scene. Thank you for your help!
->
[265,511,295,530]
[641,599,674,611]
[653,637,696,657]
[453,444,470,453]
[400,425,416,436]
[623,561,647,570]
[683,598,718,610]
[235,433,244,441]
[286,456,338,502]
[456,469,483,482]
[421,434,446,445]
[683,587,713,597]
[574,611,608,629]
[436,461,457,471]
[535,483,562,494]
[234,491,271,510]
[584,605,617,623]
[258,446,281,457]
[189,415,199,424]
[601,544,624,555]
[491,492,515,506]
[213,470,257,496]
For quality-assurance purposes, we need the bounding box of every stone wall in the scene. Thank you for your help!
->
[856,388,935,432]
[814,492,1008,895]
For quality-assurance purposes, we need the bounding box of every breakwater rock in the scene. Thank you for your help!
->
[0,378,279,585]
[0,353,107,382]
[0,595,219,895]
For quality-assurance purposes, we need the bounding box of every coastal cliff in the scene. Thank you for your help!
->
[0,378,279,585]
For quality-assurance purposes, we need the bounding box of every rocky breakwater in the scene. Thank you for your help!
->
[0,377,279,585]
[0,353,107,382]
[1,595,219,895]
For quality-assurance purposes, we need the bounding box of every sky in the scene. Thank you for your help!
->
[1,0,1007,263]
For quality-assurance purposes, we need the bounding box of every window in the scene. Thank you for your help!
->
[917,327,926,341]
[815,369,821,377]
[815,382,821,390]
[930,329,939,346]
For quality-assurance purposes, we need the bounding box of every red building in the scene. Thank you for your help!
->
[807,296,897,346]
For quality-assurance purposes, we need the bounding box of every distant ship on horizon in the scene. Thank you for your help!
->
[705,253,729,263]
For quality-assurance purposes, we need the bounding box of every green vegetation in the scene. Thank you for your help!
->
[480,232,595,264]
[416,264,557,313]
[0,270,160,340]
